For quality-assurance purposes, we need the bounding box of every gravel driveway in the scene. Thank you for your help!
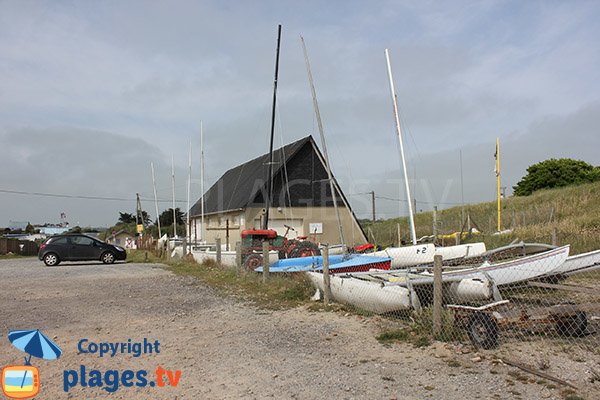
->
[0,258,597,399]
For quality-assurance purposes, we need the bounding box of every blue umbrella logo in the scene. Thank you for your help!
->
[8,330,62,365]
[1,330,62,398]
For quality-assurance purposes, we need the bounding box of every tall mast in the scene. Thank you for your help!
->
[263,24,282,230]
[186,139,192,245]
[171,154,177,238]
[495,137,501,232]
[150,162,161,238]
[301,35,345,247]
[200,121,205,241]
[384,49,417,245]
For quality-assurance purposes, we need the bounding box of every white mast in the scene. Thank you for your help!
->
[385,49,417,245]
[200,121,205,242]
[301,36,345,248]
[186,139,192,246]
[150,162,162,238]
[171,154,177,238]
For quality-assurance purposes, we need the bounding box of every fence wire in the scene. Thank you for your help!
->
[309,239,600,355]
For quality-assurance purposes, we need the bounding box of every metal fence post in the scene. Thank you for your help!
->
[433,254,443,336]
[216,237,222,264]
[323,246,331,304]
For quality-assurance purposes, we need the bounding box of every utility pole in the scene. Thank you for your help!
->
[371,191,376,222]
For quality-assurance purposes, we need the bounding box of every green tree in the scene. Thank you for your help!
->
[118,212,135,224]
[158,208,185,228]
[25,223,35,234]
[513,158,600,196]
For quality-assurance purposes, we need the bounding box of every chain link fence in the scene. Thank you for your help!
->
[308,240,600,356]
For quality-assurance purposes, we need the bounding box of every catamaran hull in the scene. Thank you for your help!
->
[434,243,486,261]
[371,243,436,268]
[307,272,411,313]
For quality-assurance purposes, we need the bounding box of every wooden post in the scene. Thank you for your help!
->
[433,206,438,245]
[371,191,376,222]
[235,241,242,272]
[216,237,222,264]
[397,223,401,247]
[262,240,270,283]
[226,219,230,251]
[551,228,557,246]
[432,254,443,336]
[455,232,461,245]
[323,246,331,304]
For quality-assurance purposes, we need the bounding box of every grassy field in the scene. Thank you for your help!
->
[361,181,600,254]
[126,250,314,309]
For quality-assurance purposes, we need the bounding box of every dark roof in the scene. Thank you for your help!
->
[190,135,357,216]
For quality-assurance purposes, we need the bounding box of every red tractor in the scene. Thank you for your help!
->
[241,225,321,270]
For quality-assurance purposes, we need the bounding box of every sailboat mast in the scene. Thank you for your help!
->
[263,24,282,230]
[496,137,501,232]
[200,121,205,241]
[300,36,345,247]
[150,162,162,238]
[186,139,192,245]
[384,49,417,245]
[171,154,177,238]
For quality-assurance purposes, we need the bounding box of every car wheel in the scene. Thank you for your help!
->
[43,253,60,267]
[101,251,116,264]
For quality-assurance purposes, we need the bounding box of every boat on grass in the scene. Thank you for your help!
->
[307,246,570,314]
[256,254,391,274]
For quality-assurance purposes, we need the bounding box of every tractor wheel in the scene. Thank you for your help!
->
[467,312,499,349]
[243,254,263,271]
[556,311,588,337]
[289,242,320,258]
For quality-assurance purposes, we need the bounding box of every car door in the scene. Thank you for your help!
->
[69,235,97,261]
[47,237,70,260]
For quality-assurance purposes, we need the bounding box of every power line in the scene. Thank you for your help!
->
[0,188,187,204]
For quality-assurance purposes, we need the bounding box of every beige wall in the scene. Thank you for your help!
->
[190,206,367,247]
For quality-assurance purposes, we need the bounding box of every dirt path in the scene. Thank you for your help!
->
[0,258,597,399]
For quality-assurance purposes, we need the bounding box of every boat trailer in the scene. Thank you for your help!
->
[448,300,590,349]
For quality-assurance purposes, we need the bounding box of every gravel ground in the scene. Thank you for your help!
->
[0,258,598,399]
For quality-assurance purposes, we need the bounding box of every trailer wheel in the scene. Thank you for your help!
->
[467,312,499,349]
[556,311,587,337]
[243,254,263,271]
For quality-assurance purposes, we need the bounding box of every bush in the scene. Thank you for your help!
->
[513,158,600,196]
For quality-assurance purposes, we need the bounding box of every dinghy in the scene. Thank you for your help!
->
[307,246,570,313]
[256,254,391,274]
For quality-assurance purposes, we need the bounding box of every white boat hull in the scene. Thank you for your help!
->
[434,242,486,261]
[191,248,279,267]
[306,272,411,314]
[550,248,600,276]
[371,243,435,268]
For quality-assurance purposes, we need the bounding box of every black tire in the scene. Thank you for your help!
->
[243,254,263,271]
[289,242,320,258]
[43,253,60,267]
[101,251,116,264]
[556,311,588,337]
[467,312,499,349]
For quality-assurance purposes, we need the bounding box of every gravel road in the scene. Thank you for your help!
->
[0,258,597,399]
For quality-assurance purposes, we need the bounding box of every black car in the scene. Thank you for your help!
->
[38,234,127,266]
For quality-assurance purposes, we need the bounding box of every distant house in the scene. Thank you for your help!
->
[188,135,367,246]
[106,230,136,249]
[8,221,29,231]
[38,226,70,236]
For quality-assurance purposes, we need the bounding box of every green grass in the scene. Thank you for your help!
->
[0,254,34,259]
[361,181,600,254]
[127,250,314,310]
[376,307,463,347]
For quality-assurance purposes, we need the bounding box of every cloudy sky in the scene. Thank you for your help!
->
[1,0,599,227]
